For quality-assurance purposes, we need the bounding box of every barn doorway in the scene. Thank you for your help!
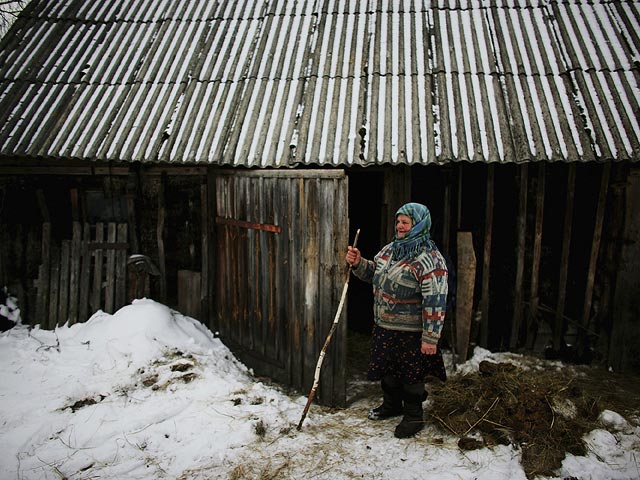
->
[345,170,384,402]
[344,166,457,403]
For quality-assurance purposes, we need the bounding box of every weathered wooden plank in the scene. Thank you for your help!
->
[91,223,104,315]
[290,177,304,389]
[303,178,320,398]
[48,246,60,329]
[581,163,610,329]
[127,170,140,253]
[234,178,247,347]
[526,164,546,349]
[115,223,127,310]
[57,240,70,326]
[278,179,292,384]
[264,178,279,362]
[510,164,528,349]
[215,177,231,341]
[104,223,117,313]
[318,178,335,405]
[554,164,576,351]
[36,223,51,327]
[78,223,91,322]
[456,231,476,362]
[127,196,139,253]
[244,177,257,351]
[68,222,81,325]
[255,177,267,355]
[35,264,46,326]
[480,165,494,346]
[331,177,349,407]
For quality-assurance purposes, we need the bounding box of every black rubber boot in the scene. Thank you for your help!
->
[394,383,425,438]
[368,375,403,420]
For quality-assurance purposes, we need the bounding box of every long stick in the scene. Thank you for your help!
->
[296,228,360,430]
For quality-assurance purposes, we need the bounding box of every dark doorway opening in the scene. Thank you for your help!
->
[345,170,384,403]
[346,170,384,335]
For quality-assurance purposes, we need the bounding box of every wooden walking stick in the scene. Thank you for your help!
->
[296,228,360,430]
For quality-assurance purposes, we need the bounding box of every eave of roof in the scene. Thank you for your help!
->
[0,0,638,167]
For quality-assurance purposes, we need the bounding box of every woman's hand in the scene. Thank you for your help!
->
[346,246,361,268]
[421,341,437,355]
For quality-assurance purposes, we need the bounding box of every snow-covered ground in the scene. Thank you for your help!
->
[0,298,638,479]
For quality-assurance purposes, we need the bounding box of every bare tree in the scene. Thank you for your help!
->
[0,0,28,39]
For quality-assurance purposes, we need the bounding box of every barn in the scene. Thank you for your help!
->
[0,0,639,407]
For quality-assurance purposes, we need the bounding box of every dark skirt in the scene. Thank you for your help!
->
[367,324,447,384]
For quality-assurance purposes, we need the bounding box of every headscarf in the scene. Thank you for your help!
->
[390,202,435,260]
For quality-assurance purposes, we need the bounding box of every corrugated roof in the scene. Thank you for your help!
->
[0,0,638,167]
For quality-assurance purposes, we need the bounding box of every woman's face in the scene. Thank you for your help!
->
[396,214,413,239]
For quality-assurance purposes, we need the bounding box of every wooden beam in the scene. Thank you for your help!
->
[57,240,70,326]
[554,164,576,352]
[115,223,128,310]
[480,165,494,347]
[78,223,91,322]
[526,163,545,349]
[127,169,140,253]
[48,246,59,329]
[104,223,117,313]
[456,231,476,362]
[581,163,610,330]
[36,223,51,328]
[510,164,528,349]
[68,222,81,325]
[91,224,104,315]
[0,166,94,175]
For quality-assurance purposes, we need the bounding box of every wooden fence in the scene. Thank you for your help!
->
[36,222,128,329]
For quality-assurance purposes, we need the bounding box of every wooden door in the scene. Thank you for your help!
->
[213,169,349,406]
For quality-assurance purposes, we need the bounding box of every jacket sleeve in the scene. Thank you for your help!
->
[420,267,448,344]
[352,257,376,283]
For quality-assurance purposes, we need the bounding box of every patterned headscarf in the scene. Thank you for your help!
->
[391,202,434,260]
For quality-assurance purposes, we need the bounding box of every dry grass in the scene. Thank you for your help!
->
[427,359,640,478]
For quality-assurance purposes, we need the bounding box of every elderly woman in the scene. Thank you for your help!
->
[346,202,448,438]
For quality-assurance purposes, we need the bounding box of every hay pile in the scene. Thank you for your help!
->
[428,360,623,478]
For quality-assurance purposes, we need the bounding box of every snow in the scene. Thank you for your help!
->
[1,298,639,480]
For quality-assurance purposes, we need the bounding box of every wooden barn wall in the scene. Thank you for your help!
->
[0,168,205,325]
[0,162,639,378]
[352,162,637,373]
[610,168,640,372]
